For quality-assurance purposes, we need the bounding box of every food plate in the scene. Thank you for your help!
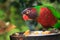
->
[27,31,60,36]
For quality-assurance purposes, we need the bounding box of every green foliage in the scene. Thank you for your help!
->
[0,9,6,20]
[0,0,6,3]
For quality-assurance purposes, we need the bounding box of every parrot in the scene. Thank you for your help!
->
[22,5,60,30]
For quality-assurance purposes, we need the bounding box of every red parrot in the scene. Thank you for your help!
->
[22,7,58,30]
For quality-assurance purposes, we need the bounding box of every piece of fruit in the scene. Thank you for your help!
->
[33,31,39,35]
[42,31,51,34]
[24,30,30,36]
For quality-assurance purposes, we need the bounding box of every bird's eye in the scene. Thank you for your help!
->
[26,10,30,14]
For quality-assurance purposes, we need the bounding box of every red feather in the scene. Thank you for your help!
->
[37,7,57,28]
